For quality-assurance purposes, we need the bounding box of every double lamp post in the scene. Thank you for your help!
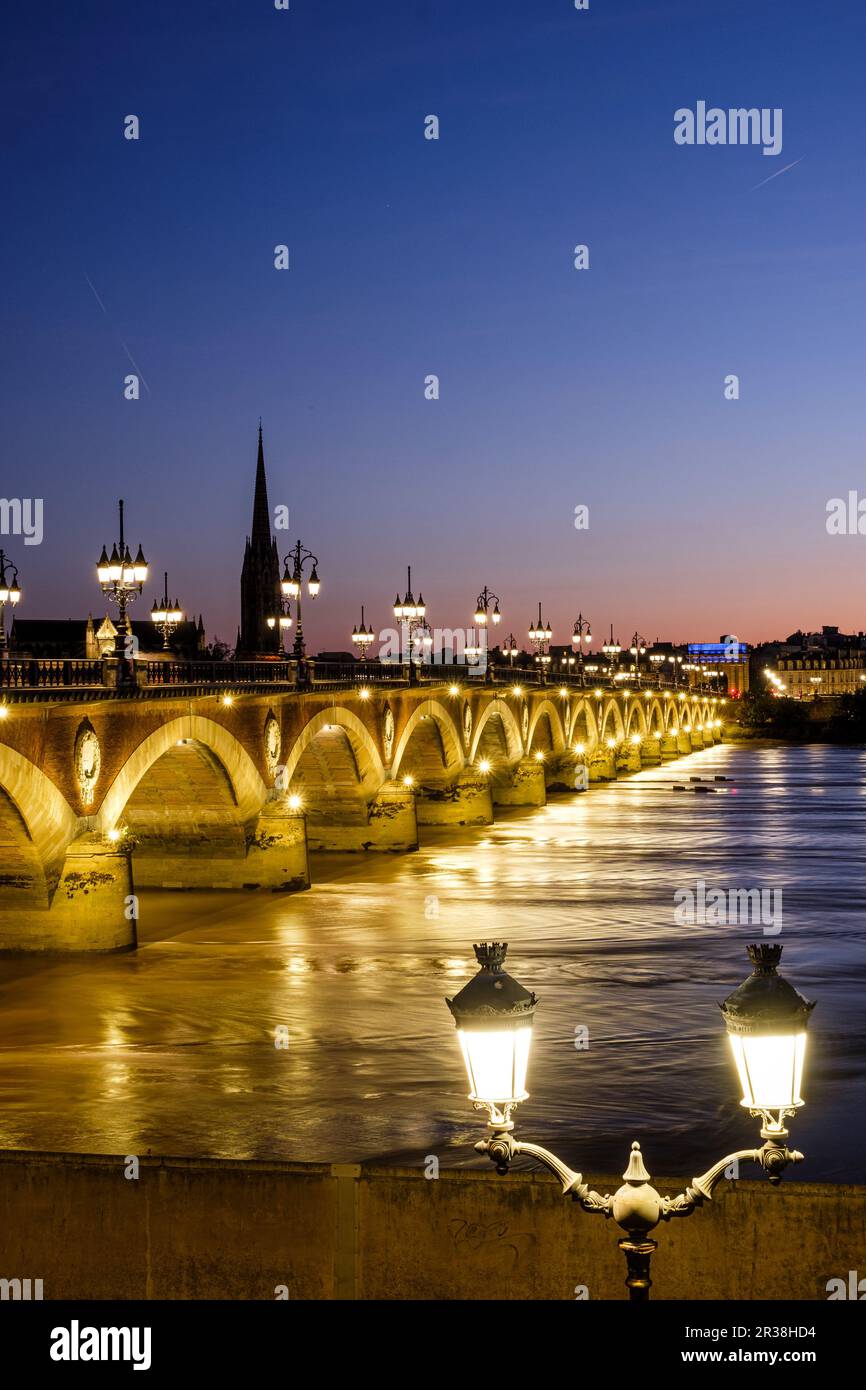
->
[446,940,815,1300]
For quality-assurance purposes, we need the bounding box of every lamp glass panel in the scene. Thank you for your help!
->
[457,1025,532,1105]
[729,1031,807,1111]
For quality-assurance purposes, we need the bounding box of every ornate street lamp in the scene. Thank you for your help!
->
[351,605,375,661]
[394,566,431,679]
[629,632,648,685]
[601,624,621,681]
[473,586,502,628]
[0,549,22,651]
[501,633,520,667]
[447,941,815,1301]
[528,603,552,681]
[571,612,592,684]
[150,572,184,651]
[281,540,320,661]
[96,499,148,671]
[470,586,501,681]
[266,601,293,654]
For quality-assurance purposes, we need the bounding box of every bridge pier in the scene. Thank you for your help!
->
[543,751,585,792]
[676,730,693,755]
[242,802,310,890]
[690,727,706,750]
[306,782,418,854]
[491,757,546,807]
[616,740,642,775]
[588,747,616,782]
[0,834,135,953]
[416,771,493,827]
[640,736,662,765]
[659,733,678,760]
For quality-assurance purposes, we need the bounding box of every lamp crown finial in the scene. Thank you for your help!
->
[472,941,508,972]
[622,1141,651,1184]
[747,942,783,975]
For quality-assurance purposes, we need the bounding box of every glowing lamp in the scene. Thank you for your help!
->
[446,942,537,1120]
[307,565,320,598]
[96,547,111,584]
[721,944,815,1123]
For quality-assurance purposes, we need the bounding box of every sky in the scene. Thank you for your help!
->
[2,0,866,652]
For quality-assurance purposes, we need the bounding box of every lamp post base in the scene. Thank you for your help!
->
[619,1237,657,1301]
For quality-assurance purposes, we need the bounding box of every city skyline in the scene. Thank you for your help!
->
[2,417,864,654]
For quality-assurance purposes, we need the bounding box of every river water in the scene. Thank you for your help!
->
[0,742,862,1183]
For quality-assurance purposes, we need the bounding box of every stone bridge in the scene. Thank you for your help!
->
[0,679,723,951]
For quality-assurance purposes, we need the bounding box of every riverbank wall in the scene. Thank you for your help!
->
[0,1150,862,1301]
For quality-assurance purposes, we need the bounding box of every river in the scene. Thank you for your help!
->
[0,741,862,1183]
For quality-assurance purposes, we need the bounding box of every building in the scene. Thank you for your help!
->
[752,627,866,699]
[752,628,866,699]
[686,635,750,696]
[9,615,206,661]
[237,424,281,658]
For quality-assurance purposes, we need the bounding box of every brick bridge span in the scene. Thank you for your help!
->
[0,681,722,951]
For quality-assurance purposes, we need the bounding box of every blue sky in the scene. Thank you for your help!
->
[2,0,866,649]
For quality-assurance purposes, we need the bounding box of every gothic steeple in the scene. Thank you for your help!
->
[251,421,272,548]
[238,423,281,658]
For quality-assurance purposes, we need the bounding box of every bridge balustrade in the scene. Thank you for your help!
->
[0,658,103,690]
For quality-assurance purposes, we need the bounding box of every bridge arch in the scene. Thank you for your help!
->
[469,700,522,767]
[601,699,625,744]
[96,716,269,887]
[282,707,385,800]
[646,698,665,738]
[568,699,599,751]
[625,700,648,738]
[0,744,78,907]
[527,700,566,755]
[391,700,464,786]
[97,715,267,832]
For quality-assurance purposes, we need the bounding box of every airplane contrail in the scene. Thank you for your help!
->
[752,157,803,190]
[83,272,151,394]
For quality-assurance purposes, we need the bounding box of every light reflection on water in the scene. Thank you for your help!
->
[0,742,862,1181]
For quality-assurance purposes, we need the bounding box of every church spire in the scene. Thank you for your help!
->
[251,421,271,546]
[238,422,281,658]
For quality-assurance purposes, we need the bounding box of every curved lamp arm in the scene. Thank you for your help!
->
[661,1139,804,1220]
[475,1133,612,1216]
